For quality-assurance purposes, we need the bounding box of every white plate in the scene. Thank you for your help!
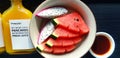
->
[29,0,96,58]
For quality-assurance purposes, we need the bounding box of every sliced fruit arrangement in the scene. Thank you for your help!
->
[36,7,89,54]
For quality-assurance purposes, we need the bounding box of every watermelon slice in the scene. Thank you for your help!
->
[36,42,53,53]
[36,42,76,54]
[36,37,78,54]
[36,43,76,54]
[52,12,89,35]
[50,26,80,39]
[52,45,76,54]
[45,37,82,47]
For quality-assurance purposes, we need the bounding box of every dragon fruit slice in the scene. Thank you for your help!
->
[38,21,55,44]
[36,7,68,18]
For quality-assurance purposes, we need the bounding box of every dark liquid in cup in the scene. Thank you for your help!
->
[91,35,111,55]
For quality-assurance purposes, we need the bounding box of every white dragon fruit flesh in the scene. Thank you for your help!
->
[36,7,68,18]
[38,21,55,44]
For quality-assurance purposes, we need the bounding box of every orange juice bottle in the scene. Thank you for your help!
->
[2,0,34,54]
[0,13,5,54]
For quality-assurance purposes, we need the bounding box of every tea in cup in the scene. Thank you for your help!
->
[90,32,115,58]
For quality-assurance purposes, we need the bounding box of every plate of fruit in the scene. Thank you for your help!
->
[29,0,96,58]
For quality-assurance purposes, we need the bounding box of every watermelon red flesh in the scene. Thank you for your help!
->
[62,39,74,47]
[46,38,63,47]
[53,45,76,54]
[51,26,80,39]
[53,12,89,35]
[73,37,83,44]
[36,39,78,54]
[63,37,83,46]
[53,46,65,54]
[46,37,74,47]
[46,37,82,47]
[37,44,76,54]
[65,45,76,52]
[44,46,53,53]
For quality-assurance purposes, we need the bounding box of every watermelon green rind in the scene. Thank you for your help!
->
[50,33,58,39]
[36,43,53,53]
[46,41,53,47]
[51,18,59,26]
[45,43,53,48]
[52,18,68,29]
[36,45,44,52]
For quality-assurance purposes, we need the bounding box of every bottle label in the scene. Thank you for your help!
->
[0,18,4,47]
[9,20,34,50]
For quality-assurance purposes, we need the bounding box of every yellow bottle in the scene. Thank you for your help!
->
[2,0,34,54]
[0,13,5,54]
